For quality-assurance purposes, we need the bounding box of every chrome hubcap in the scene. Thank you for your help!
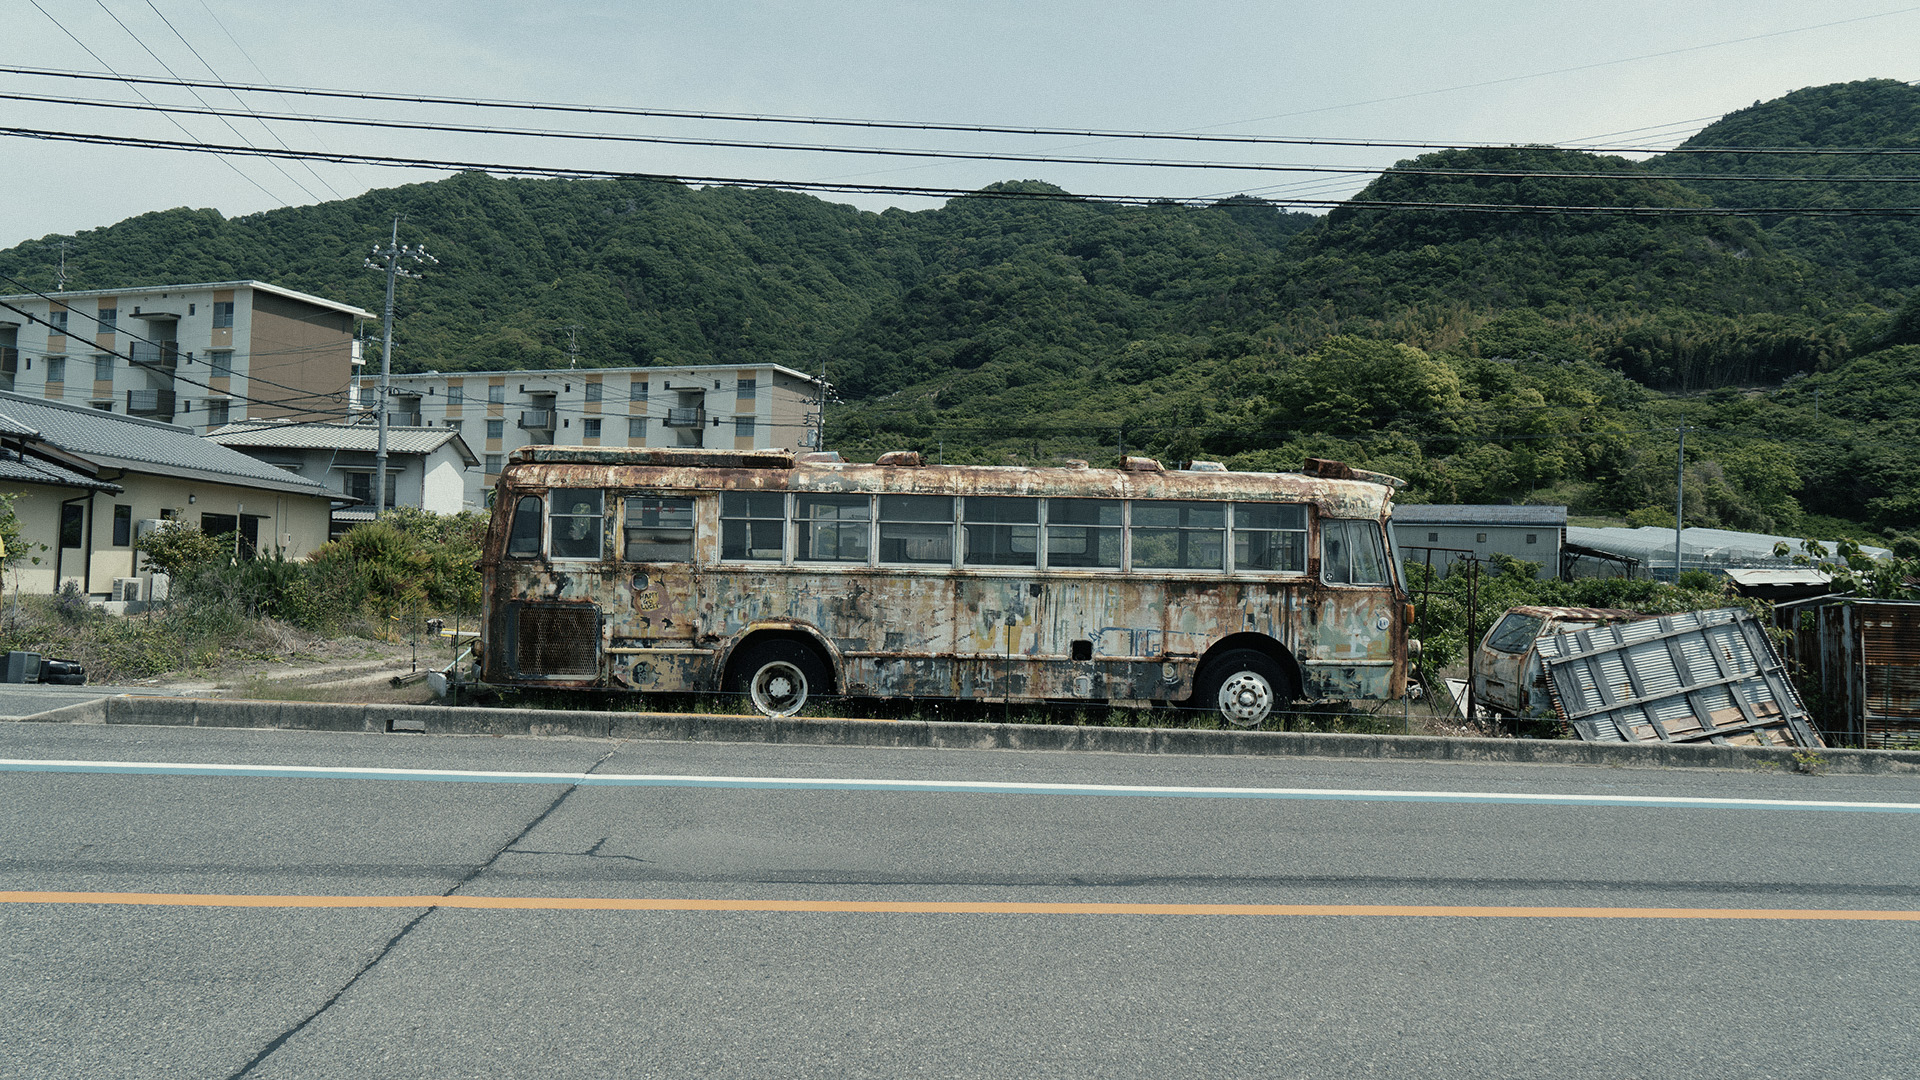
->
[1217,671,1274,727]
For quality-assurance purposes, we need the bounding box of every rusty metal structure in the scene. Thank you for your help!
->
[1776,598,1920,747]
[1532,607,1821,747]
[1473,606,1648,721]
[476,447,1413,723]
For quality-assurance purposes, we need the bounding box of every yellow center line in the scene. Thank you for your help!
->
[3,891,1918,920]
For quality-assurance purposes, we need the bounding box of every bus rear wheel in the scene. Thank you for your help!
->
[728,640,830,718]
[1195,649,1290,728]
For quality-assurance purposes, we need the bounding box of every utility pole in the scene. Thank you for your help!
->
[563,323,582,369]
[1673,416,1693,582]
[364,217,436,518]
[804,359,832,452]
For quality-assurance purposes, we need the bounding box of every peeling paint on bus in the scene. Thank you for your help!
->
[478,447,1409,712]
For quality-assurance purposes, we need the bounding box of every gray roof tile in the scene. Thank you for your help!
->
[0,391,329,497]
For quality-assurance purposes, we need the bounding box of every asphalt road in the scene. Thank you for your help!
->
[4,722,1919,1079]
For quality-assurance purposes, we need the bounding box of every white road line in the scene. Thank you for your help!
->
[2,756,1917,812]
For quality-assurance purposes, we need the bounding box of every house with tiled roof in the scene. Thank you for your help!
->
[0,389,339,596]
[209,421,479,536]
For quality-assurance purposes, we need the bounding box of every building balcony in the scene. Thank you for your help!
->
[126,389,177,418]
[665,406,705,428]
[128,341,180,370]
[519,409,553,430]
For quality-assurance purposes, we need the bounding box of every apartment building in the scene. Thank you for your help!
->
[354,364,820,509]
[0,281,371,433]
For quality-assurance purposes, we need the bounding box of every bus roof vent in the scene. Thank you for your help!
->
[798,451,845,464]
[1122,456,1164,472]
[876,450,923,467]
[1062,459,1090,470]
[1302,456,1406,489]
[1183,460,1227,472]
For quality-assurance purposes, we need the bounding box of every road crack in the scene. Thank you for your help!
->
[225,745,624,1079]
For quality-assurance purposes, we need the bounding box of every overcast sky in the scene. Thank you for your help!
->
[3,0,1917,252]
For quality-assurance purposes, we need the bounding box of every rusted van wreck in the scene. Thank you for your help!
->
[476,447,1414,723]
[1474,605,1821,747]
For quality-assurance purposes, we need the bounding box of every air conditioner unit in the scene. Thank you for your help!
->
[110,577,144,602]
[147,573,171,602]
[134,518,167,540]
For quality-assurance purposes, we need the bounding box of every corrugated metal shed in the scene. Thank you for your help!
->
[1535,607,1821,748]
[1393,504,1568,526]
[1786,599,1920,747]
[1566,526,1890,570]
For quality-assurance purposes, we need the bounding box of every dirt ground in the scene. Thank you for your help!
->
[132,631,455,704]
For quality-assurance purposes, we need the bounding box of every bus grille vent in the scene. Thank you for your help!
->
[513,603,599,677]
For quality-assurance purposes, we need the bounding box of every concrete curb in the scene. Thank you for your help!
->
[13,694,1920,774]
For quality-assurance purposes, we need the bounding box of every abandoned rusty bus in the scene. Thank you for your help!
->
[475,446,1413,724]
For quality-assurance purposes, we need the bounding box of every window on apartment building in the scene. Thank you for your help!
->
[1428,532,1439,543]
[206,399,230,425]
[447,386,464,406]
[48,310,67,334]
[485,454,502,475]
[486,419,504,439]
[737,377,757,400]
[96,307,117,333]
[93,354,112,382]
[112,505,132,547]
[45,356,65,383]
[585,382,602,402]
[208,351,233,378]
[630,380,647,402]
[1526,533,1538,544]
[1475,533,1488,544]
[583,418,602,438]
[212,301,234,328]
[628,417,647,440]
[488,384,505,404]
[443,419,463,431]
[59,504,83,548]
[734,416,755,439]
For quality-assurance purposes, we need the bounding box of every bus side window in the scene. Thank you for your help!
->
[721,492,785,560]
[1234,503,1306,572]
[963,497,1037,566]
[624,495,694,562]
[506,495,543,558]
[1132,501,1225,570]
[1322,520,1388,585]
[797,494,870,562]
[1045,498,1120,568]
[549,490,603,560]
[879,494,954,564]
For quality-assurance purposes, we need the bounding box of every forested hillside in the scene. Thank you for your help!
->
[2,80,1917,540]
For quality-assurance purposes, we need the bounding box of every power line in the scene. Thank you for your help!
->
[138,0,343,200]
[19,1,286,206]
[15,90,1920,186]
[8,62,1920,158]
[7,125,1920,218]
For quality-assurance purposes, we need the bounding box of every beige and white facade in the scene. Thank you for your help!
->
[354,364,820,509]
[0,280,371,434]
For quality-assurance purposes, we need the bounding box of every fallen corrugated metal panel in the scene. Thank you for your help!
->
[1535,607,1822,748]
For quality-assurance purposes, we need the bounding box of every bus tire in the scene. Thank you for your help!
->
[1195,649,1289,728]
[728,640,830,718]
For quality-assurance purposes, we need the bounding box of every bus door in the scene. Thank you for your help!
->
[620,493,699,642]
[1311,518,1402,698]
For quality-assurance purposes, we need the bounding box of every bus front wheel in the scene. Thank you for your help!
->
[1196,649,1289,728]
[728,641,829,717]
